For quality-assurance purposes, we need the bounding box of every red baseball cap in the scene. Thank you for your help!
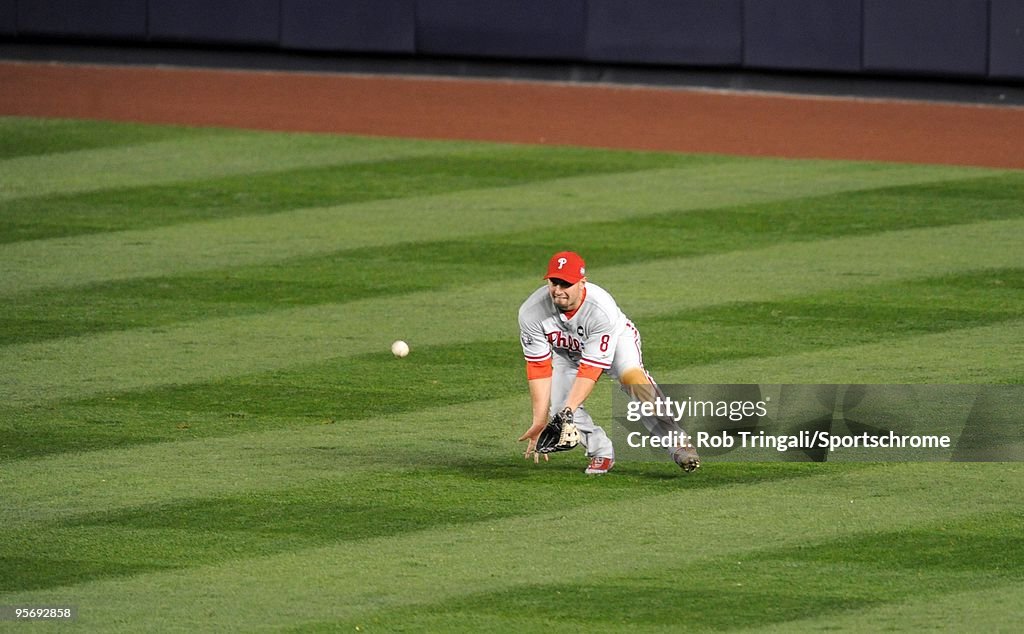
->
[543,251,587,284]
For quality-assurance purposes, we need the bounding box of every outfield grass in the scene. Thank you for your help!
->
[1,117,1022,632]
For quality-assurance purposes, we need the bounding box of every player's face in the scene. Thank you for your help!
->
[548,278,584,312]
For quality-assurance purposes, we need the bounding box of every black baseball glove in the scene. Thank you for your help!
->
[535,407,581,454]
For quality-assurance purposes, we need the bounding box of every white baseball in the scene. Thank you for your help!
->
[391,340,410,358]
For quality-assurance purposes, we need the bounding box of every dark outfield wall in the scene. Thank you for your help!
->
[2,0,1022,81]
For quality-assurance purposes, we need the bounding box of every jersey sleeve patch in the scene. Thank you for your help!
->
[519,314,552,362]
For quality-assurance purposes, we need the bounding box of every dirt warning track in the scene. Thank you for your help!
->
[2,61,1022,169]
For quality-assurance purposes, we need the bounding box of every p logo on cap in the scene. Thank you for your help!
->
[544,251,586,284]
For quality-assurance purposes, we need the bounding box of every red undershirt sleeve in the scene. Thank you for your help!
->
[576,362,604,382]
[526,359,553,380]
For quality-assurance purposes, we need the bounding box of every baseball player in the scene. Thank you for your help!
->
[517,251,700,474]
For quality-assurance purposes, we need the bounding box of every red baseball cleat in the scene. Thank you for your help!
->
[585,457,614,475]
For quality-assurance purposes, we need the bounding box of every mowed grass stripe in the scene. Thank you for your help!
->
[0,463,1018,631]
[0,126,494,202]
[0,396,572,527]
[662,318,1024,385]
[7,472,1019,619]
[748,581,1024,633]
[2,218,1021,407]
[0,464,822,592]
[0,337,517,460]
[5,173,1024,345]
[0,391,821,529]
[10,142,1018,245]
[0,117,219,160]
[639,267,1024,369]
[2,268,1018,460]
[2,365,1017,554]
[335,510,1024,632]
[0,159,996,294]
[0,147,708,243]
[1,317,1019,463]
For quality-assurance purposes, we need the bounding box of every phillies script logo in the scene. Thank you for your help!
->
[547,330,583,352]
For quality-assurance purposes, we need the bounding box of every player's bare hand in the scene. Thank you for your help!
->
[518,425,549,463]
[521,437,549,463]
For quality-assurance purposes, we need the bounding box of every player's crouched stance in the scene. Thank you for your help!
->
[517,251,700,475]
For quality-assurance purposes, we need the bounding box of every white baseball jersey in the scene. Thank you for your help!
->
[518,282,629,372]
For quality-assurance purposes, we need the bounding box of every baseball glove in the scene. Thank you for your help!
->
[535,407,580,454]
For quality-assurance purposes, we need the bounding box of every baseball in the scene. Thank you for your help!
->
[391,340,410,358]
